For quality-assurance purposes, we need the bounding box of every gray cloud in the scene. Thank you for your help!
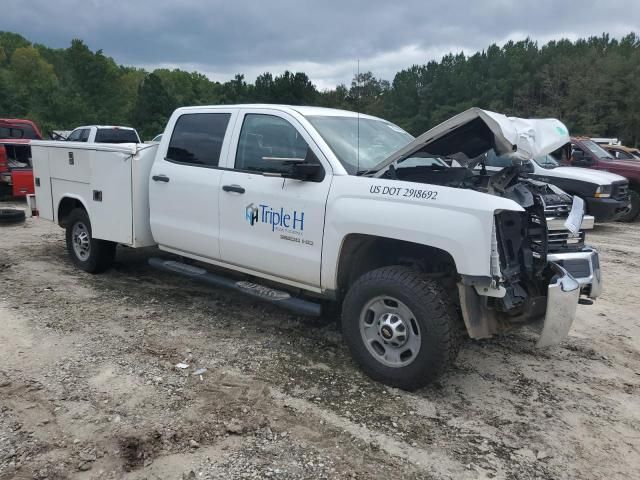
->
[2,0,639,88]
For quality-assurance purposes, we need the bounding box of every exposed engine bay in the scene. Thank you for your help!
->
[381,158,585,334]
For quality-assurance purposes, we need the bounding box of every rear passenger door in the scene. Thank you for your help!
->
[149,109,238,260]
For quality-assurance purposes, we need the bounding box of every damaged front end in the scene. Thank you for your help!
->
[373,107,601,346]
[457,171,590,345]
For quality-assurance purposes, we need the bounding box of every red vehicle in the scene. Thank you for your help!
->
[568,137,640,222]
[0,118,42,197]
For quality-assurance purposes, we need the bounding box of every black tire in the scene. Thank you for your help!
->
[617,189,640,222]
[0,208,26,225]
[65,208,116,273]
[341,266,461,391]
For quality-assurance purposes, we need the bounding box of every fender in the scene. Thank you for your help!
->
[321,175,524,291]
[56,193,90,224]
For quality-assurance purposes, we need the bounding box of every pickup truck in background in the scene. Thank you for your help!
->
[600,144,640,161]
[30,105,600,390]
[0,118,42,197]
[65,125,141,144]
[569,136,640,221]
[484,149,630,222]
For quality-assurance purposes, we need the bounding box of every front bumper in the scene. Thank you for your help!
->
[547,247,602,299]
[585,197,629,222]
[536,263,580,347]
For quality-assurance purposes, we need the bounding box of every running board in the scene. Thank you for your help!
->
[148,257,322,317]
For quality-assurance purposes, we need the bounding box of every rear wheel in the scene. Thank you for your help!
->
[341,266,461,391]
[617,190,640,222]
[65,208,116,273]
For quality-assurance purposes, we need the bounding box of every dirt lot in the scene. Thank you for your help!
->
[0,200,639,480]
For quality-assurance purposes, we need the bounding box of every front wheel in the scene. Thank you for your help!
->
[65,208,116,273]
[617,189,640,222]
[341,266,461,391]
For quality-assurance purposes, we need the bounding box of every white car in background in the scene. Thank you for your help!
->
[66,125,141,144]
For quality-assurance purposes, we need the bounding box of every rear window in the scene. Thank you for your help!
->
[167,113,231,167]
[95,128,139,143]
[0,124,40,139]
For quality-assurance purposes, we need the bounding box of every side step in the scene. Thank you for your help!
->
[148,257,322,317]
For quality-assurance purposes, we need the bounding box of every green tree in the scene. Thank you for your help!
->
[132,72,176,139]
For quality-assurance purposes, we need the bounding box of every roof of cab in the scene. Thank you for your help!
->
[72,125,138,130]
[173,104,382,121]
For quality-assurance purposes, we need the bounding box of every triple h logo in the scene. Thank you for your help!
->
[245,203,259,226]
[245,203,305,232]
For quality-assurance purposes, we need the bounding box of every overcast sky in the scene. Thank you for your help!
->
[2,0,639,89]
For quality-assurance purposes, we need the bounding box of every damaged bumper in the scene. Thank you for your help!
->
[547,247,601,299]
[535,263,580,347]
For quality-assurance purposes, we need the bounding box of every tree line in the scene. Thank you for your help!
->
[1,31,639,144]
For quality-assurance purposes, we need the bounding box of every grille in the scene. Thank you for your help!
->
[544,230,585,253]
[612,181,629,201]
[544,203,571,218]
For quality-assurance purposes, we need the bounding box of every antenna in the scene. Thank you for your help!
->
[356,59,360,174]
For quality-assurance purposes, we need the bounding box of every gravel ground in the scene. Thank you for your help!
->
[0,200,639,480]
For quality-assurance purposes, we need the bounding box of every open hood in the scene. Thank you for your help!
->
[373,108,570,175]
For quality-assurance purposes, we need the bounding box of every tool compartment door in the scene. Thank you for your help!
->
[89,149,133,244]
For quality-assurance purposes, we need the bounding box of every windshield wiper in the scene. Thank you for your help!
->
[356,169,377,176]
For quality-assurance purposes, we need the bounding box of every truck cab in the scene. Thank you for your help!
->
[569,136,640,221]
[66,125,141,144]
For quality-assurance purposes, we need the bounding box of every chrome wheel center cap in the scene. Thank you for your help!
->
[378,313,408,347]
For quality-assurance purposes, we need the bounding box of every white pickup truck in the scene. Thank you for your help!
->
[30,105,601,390]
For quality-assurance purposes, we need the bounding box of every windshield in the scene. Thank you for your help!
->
[305,115,413,174]
[534,154,560,169]
[582,139,613,159]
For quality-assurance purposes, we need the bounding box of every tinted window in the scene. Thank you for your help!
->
[235,114,309,174]
[615,150,633,160]
[0,126,23,138]
[0,123,39,139]
[95,128,138,143]
[67,129,83,141]
[80,129,90,142]
[167,113,231,167]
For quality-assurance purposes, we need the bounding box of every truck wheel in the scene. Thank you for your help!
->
[0,208,26,225]
[617,190,640,222]
[341,266,461,391]
[65,208,116,273]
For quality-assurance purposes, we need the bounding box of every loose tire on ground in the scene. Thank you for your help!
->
[65,208,116,273]
[617,189,640,222]
[341,266,462,391]
[0,208,26,225]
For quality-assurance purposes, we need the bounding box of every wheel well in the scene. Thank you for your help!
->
[336,234,457,300]
[58,197,85,227]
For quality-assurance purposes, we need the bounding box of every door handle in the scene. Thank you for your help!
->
[222,185,245,194]
[152,174,170,183]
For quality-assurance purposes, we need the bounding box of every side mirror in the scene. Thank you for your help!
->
[287,148,325,182]
[291,162,323,181]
